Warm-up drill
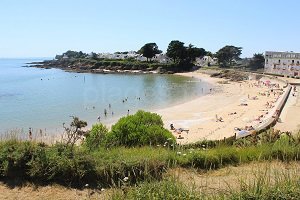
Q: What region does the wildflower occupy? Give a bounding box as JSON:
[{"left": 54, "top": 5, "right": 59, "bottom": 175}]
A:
[
  {"left": 123, "top": 177, "right": 129, "bottom": 182},
  {"left": 177, "top": 152, "right": 182, "bottom": 155},
  {"left": 183, "top": 154, "right": 187, "bottom": 156}
]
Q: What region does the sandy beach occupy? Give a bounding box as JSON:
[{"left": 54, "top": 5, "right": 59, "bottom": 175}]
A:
[{"left": 157, "top": 71, "right": 289, "bottom": 144}]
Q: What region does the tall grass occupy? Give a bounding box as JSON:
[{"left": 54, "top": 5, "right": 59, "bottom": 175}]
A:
[
  {"left": 0, "top": 140, "right": 176, "bottom": 187},
  {"left": 111, "top": 178, "right": 203, "bottom": 200},
  {"left": 111, "top": 164, "right": 300, "bottom": 200}
]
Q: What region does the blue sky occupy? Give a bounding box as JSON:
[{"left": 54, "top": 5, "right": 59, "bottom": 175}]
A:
[{"left": 1, "top": 0, "right": 300, "bottom": 58}]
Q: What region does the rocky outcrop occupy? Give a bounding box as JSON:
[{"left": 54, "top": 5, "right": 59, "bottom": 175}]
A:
[{"left": 28, "top": 58, "right": 186, "bottom": 74}]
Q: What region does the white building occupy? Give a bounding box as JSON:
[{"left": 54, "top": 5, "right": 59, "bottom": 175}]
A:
[
  {"left": 195, "top": 56, "right": 218, "bottom": 66},
  {"left": 152, "top": 54, "right": 171, "bottom": 63},
  {"left": 62, "top": 54, "right": 69, "bottom": 59},
  {"left": 265, "top": 51, "right": 300, "bottom": 77},
  {"left": 98, "top": 51, "right": 139, "bottom": 60},
  {"left": 96, "top": 52, "right": 170, "bottom": 63},
  {"left": 135, "top": 55, "right": 147, "bottom": 62}
]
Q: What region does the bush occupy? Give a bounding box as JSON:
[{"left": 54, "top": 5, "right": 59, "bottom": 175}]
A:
[
  {"left": 84, "top": 123, "right": 108, "bottom": 151},
  {"left": 0, "top": 140, "right": 36, "bottom": 178},
  {"left": 105, "top": 110, "right": 175, "bottom": 147}
]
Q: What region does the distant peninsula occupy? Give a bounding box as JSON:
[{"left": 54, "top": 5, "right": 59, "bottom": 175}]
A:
[
  {"left": 27, "top": 41, "right": 212, "bottom": 74},
  {"left": 28, "top": 42, "right": 259, "bottom": 75},
  {"left": 28, "top": 50, "right": 193, "bottom": 74}
]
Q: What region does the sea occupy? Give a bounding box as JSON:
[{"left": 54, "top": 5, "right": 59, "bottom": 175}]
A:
[{"left": 0, "top": 58, "right": 211, "bottom": 135}]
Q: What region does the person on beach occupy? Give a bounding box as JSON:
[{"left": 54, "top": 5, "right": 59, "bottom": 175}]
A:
[
  {"left": 29, "top": 128, "right": 32, "bottom": 140},
  {"left": 97, "top": 116, "right": 101, "bottom": 122},
  {"left": 170, "top": 124, "right": 175, "bottom": 130},
  {"left": 228, "top": 112, "right": 237, "bottom": 115},
  {"left": 127, "top": 109, "right": 130, "bottom": 115},
  {"left": 104, "top": 109, "right": 107, "bottom": 116}
]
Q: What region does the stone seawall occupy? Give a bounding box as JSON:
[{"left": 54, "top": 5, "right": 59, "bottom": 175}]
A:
[{"left": 237, "top": 81, "right": 292, "bottom": 139}]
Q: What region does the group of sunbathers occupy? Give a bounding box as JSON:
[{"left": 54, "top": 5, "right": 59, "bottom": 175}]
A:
[{"left": 170, "top": 124, "right": 189, "bottom": 139}]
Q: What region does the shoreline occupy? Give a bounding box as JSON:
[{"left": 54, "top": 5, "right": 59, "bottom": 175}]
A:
[
  {"left": 2, "top": 68, "right": 297, "bottom": 145},
  {"left": 157, "top": 70, "right": 290, "bottom": 144}
]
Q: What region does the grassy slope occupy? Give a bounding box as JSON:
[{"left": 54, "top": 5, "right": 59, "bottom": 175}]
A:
[{"left": 1, "top": 161, "right": 299, "bottom": 200}]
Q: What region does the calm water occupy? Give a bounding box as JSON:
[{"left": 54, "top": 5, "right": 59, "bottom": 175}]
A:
[{"left": 0, "top": 58, "right": 211, "bottom": 134}]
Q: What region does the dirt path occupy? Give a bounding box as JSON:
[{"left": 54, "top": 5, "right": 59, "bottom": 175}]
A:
[{"left": 0, "top": 183, "right": 113, "bottom": 200}]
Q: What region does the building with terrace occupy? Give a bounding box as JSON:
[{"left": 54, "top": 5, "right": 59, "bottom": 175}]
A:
[{"left": 265, "top": 51, "right": 300, "bottom": 77}]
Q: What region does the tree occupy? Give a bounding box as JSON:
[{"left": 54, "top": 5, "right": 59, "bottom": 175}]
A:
[
  {"left": 138, "top": 43, "right": 162, "bottom": 62},
  {"left": 248, "top": 53, "right": 265, "bottom": 70},
  {"left": 90, "top": 52, "right": 98, "bottom": 59},
  {"left": 105, "top": 110, "right": 175, "bottom": 147},
  {"left": 62, "top": 116, "right": 87, "bottom": 152},
  {"left": 59, "top": 50, "right": 88, "bottom": 59},
  {"left": 186, "top": 44, "right": 206, "bottom": 63},
  {"left": 215, "top": 45, "right": 242, "bottom": 67},
  {"left": 206, "top": 51, "right": 213, "bottom": 57},
  {"left": 166, "top": 41, "right": 207, "bottom": 66},
  {"left": 166, "top": 40, "right": 186, "bottom": 63}
]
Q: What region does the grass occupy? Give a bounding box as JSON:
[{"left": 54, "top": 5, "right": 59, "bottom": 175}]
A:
[
  {"left": 0, "top": 128, "right": 299, "bottom": 200},
  {"left": 111, "top": 163, "right": 300, "bottom": 200},
  {"left": 0, "top": 132, "right": 299, "bottom": 188},
  {"left": 111, "top": 178, "right": 203, "bottom": 200},
  {"left": 0, "top": 140, "right": 177, "bottom": 187}
]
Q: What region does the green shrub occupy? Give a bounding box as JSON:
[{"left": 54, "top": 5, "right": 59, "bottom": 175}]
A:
[
  {"left": 84, "top": 123, "right": 108, "bottom": 151},
  {"left": 105, "top": 110, "right": 175, "bottom": 147},
  {"left": 0, "top": 140, "right": 36, "bottom": 178}
]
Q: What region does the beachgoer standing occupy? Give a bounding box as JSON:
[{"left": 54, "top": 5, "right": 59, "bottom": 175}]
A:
[{"left": 29, "top": 128, "right": 32, "bottom": 140}]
